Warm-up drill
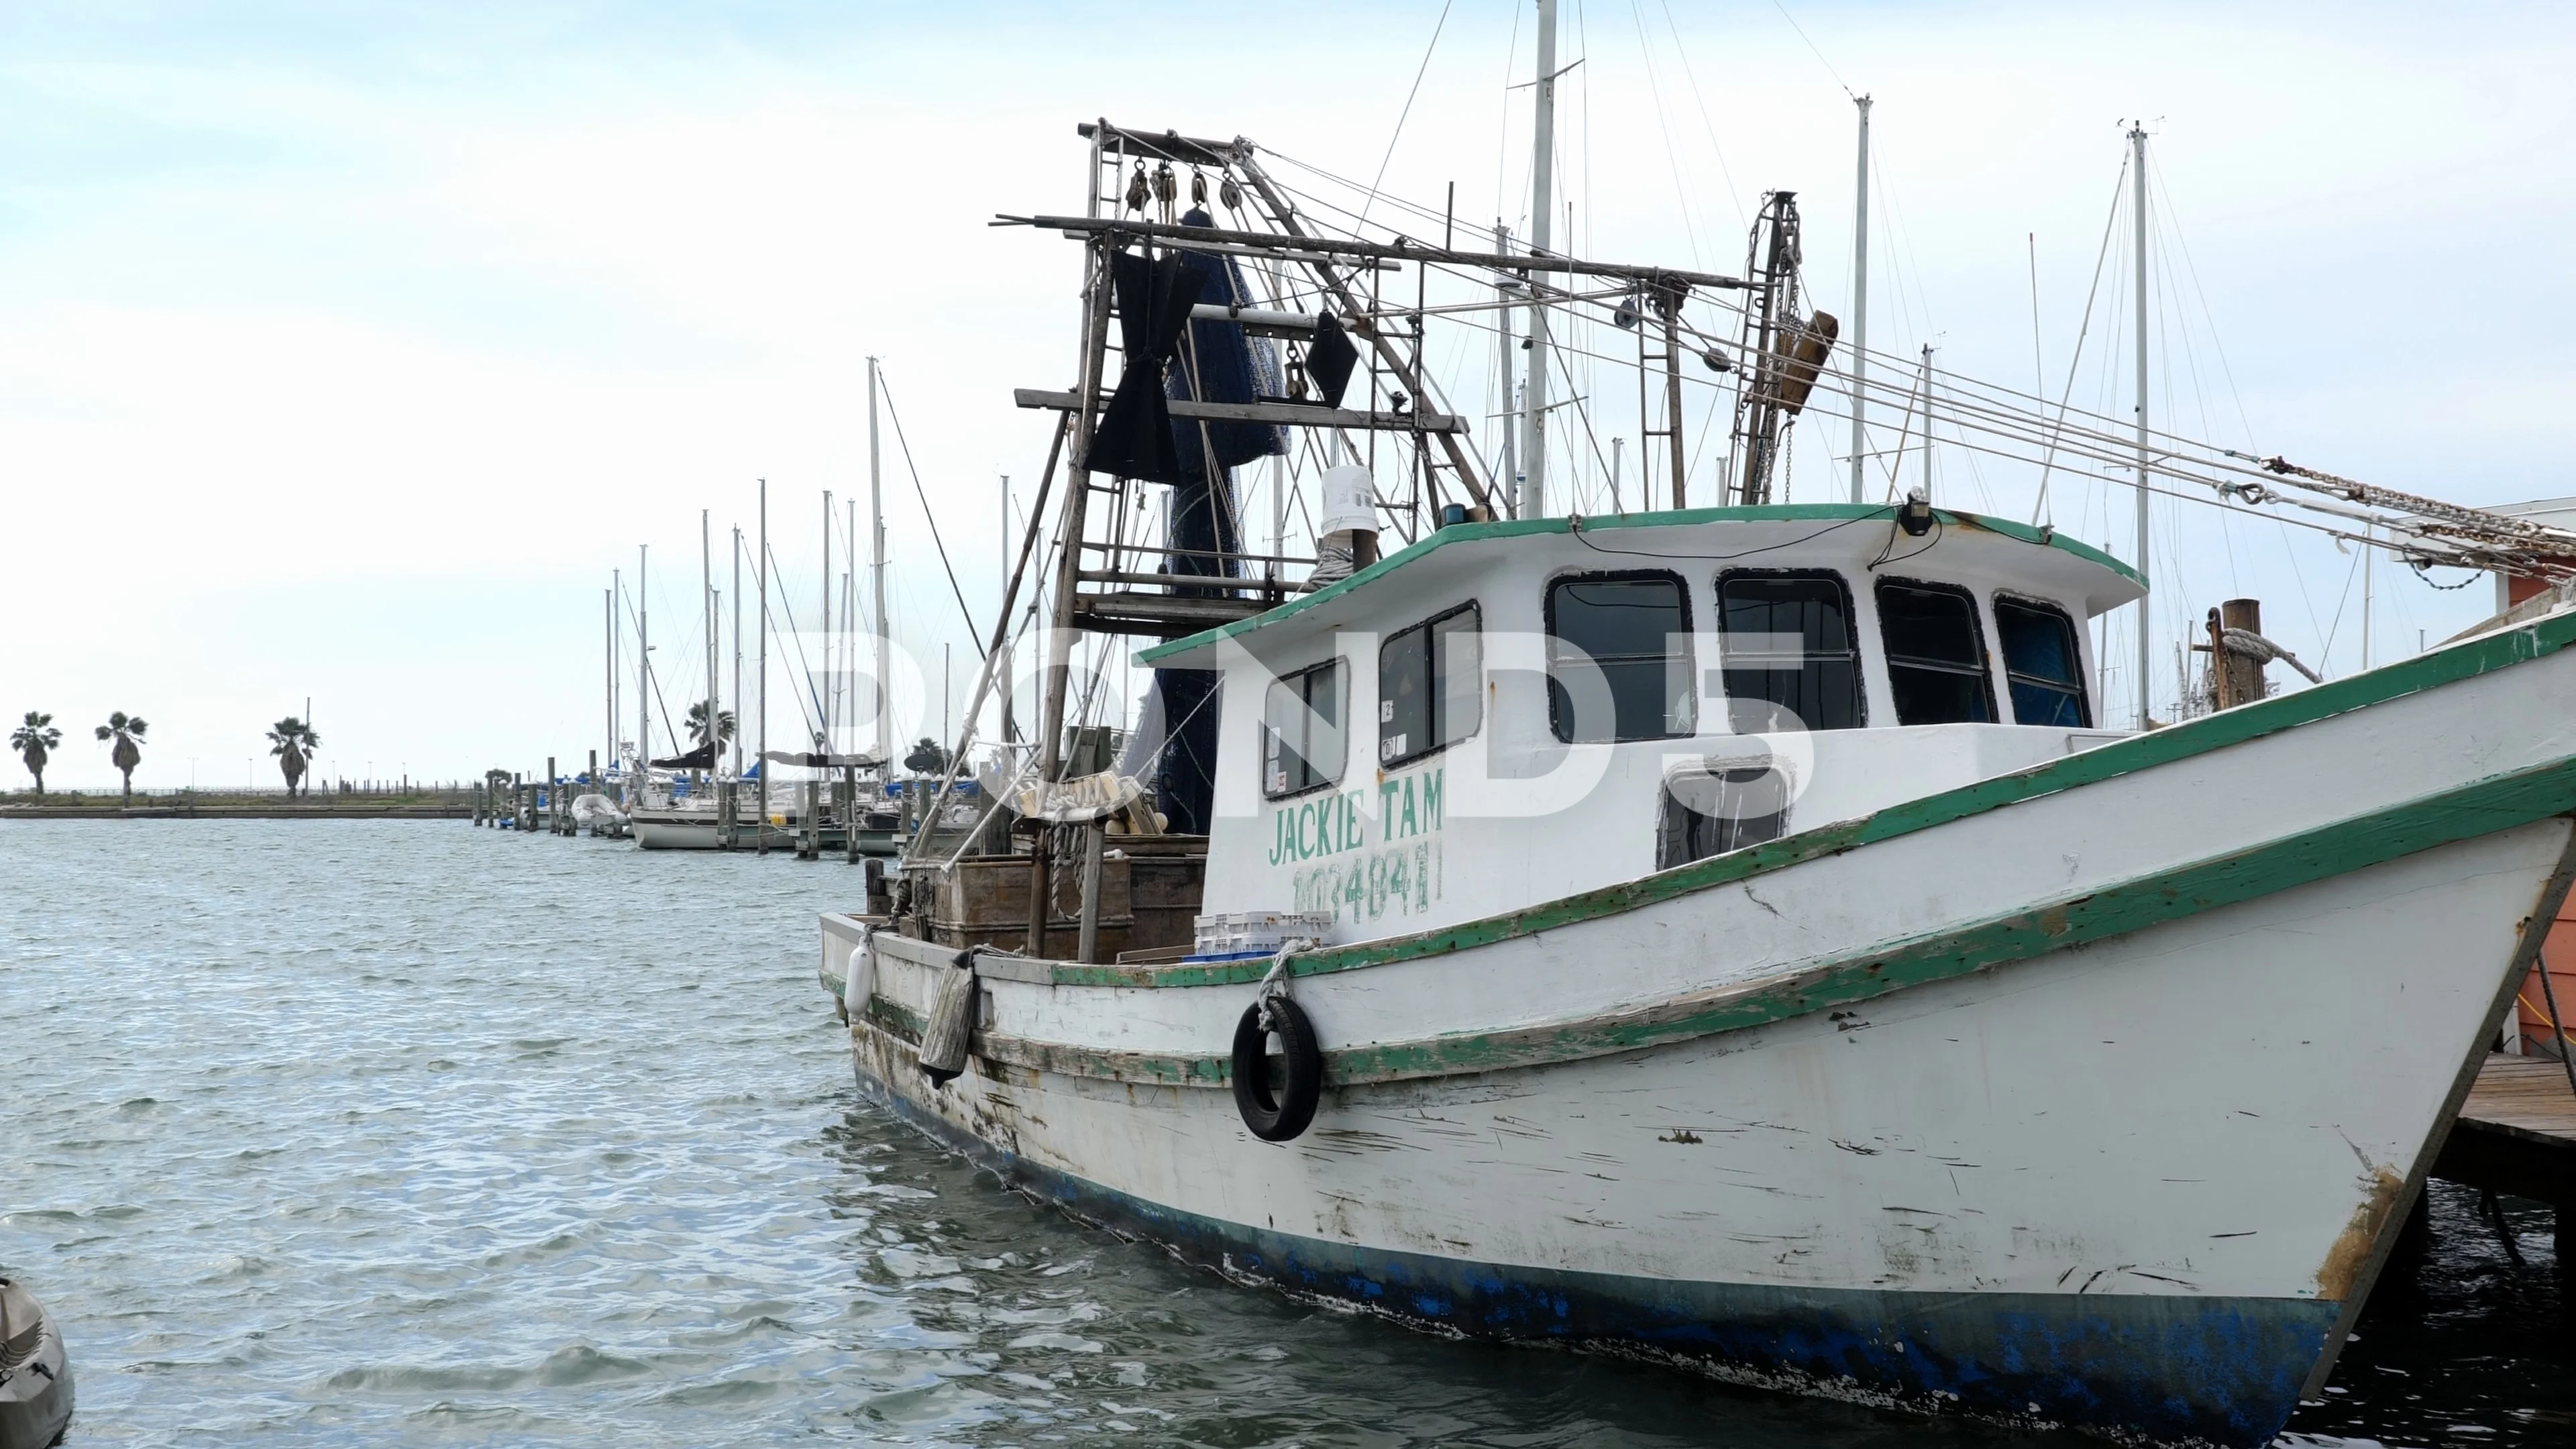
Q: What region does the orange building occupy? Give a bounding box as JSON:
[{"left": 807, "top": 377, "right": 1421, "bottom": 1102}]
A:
[{"left": 2513, "top": 903, "right": 2576, "bottom": 1055}]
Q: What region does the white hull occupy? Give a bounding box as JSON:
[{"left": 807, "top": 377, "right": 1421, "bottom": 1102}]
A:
[
  {"left": 632, "top": 810, "right": 798, "bottom": 851},
  {"left": 633, "top": 815, "right": 722, "bottom": 851},
  {"left": 824, "top": 598, "right": 2576, "bottom": 1444}
]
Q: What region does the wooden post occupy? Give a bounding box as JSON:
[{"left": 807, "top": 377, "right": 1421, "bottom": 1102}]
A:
[
  {"left": 1026, "top": 825, "right": 1050, "bottom": 957},
  {"left": 845, "top": 764, "right": 861, "bottom": 864},
  {"left": 1076, "top": 817, "right": 1108, "bottom": 964},
  {"left": 2218, "top": 598, "right": 2265, "bottom": 709}
]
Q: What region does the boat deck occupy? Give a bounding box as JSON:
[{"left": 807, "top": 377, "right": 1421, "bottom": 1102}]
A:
[{"left": 2434, "top": 1053, "right": 2576, "bottom": 1207}]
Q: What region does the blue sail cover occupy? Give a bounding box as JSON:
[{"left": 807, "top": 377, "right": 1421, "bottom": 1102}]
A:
[{"left": 1152, "top": 209, "right": 1287, "bottom": 835}]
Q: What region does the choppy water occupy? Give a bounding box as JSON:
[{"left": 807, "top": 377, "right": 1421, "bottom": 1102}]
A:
[{"left": 3, "top": 821, "right": 2571, "bottom": 1446}]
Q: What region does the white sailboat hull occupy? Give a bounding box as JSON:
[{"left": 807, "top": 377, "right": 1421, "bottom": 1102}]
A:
[
  {"left": 632, "top": 808, "right": 796, "bottom": 851},
  {"left": 633, "top": 814, "right": 722, "bottom": 850},
  {"left": 821, "top": 615, "right": 2576, "bottom": 1445}
]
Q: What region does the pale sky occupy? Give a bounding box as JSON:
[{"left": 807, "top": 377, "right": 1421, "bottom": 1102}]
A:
[{"left": 6, "top": 1, "right": 2571, "bottom": 790}]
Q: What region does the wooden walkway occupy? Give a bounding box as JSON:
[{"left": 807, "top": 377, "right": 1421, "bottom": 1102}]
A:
[{"left": 2434, "top": 1053, "right": 2576, "bottom": 1205}]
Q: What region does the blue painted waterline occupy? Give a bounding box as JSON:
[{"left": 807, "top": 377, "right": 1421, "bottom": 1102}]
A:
[{"left": 851, "top": 1055, "right": 2336, "bottom": 1448}]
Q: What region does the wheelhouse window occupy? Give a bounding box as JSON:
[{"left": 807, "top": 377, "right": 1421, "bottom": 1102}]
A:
[
  {"left": 1995, "top": 596, "right": 2092, "bottom": 727},
  {"left": 1262, "top": 659, "right": 1344, "bottom": 799},
  {"left": 1714, "top": 570, "right": 1863, "bottom": 733},
  {"left": 1379, "top": 602, "right": 1482, "bottom": 767},
  {"left": 1657, "top": 763, "right": 1792, "bottom": 869},
  {"left": 1875, "top": 579, "right": 1998, "bottom": 725},
  {"left": 1546, "top": 572, "right": 1694, "bottom": 743}
]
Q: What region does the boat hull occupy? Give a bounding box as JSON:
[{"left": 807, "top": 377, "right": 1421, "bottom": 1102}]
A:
[
  {"left": 836, "top": 818, "right": 2567, "bottom": 1445},
  {"left": 822, "top": 619, "right": 2576, "bottom": 1445},
  {"left": 855, "top": 1059, "right": 2343, "bottom": 1440},
  {"left": 633, "top": 815, "right": 723, "bottom": 850},
  {"left": 633, "top": 812, "right": 892, "bottom": 853},
  {"left": 0, "top": 1277, "right": 73, "bottom": 1449},
  {"left": 632, "top": 813, "right": 800, "bottom": 851}
]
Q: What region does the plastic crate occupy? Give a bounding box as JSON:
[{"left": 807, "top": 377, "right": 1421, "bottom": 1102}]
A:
[{"left": 1189, "top": 910, "right": 1334, "bottom": 961}]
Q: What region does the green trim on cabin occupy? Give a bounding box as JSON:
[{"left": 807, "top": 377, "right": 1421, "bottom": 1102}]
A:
[
  {"left": 1061, "top": 605, "right": 2576, "bottom": 991},
  {"left": 853, "top": 755, "right": 2576, "bottom": 1089},
  {"left": 1131, "top": 502, "right": 2145, "bottom": 668}
]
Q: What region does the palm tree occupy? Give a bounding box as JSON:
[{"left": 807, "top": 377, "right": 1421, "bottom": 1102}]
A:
[
  {"left": 684, "top": 702, "right": 737, "bottom": 745},
  {"left": 267, "top": 716, "right": 321, "bottom": 796},
  {"left": 11, "top": 711, "right": 62, "bottom": 794},
  {"left": 95, "top": 712, "right": 148, "bottom": 806}
]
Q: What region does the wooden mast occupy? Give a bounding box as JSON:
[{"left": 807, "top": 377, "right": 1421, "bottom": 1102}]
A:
[{"left": 1029, "top": 122, "right": 1118, "bottom": 953}]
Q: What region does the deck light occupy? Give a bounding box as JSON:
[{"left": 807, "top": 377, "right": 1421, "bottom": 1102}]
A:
[{"left": 1898, "top": 489, "right": 1933, "bottom": 537}]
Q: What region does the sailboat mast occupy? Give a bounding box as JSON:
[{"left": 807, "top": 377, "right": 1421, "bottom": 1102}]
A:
[
  {"left": 702, "top": 509, "right": 715, "bottom": 776},
  {"left": 2130, "top": 121, "right": 2151, "bottom": 730},
  {"left": 870, "top": 357, "right": 891, "bottom": 769},
  {"left": 604, "top": 581, "right": 614, "bottom": 783},
  {"left": 637, "top": 545, "right": 649, "bottom": 773},
  {"left": 1518, "top": 0, "right": 1559, "bottom": 518},
  {"left": 845, "top": 500, "right": 857, "bottom": 759},
  {"left": 757, "top": 480, "right": 769, "bottom": 853},
  {"left": 821, "top": 488, "right": 834, "bottom": 753},
  {"left": 731, "top": 527, "right": 743, "bottom": 779},
  {"left": 1849, "top": 96, "right": 1871, "bottom": 504}
]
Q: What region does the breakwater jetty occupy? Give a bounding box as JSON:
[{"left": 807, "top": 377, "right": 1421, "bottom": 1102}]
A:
[{"left": 1, "top": 786, "right": 472, "bottom": 820}]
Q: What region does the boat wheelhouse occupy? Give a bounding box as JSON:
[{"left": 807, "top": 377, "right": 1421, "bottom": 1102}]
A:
[{"left": 1141, "top": 504, "right": 2140, "bottom": 936}]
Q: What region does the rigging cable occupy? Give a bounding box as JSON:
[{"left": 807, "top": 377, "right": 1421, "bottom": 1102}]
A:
[
  {"left": 875, "top": 370, "right": 990, "bottom": 655},
  {"left": 1358, "top": 0, "right": 1456, "bottom": 232}
]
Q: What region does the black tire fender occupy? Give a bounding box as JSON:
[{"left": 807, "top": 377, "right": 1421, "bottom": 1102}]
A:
[{"left": 1230, "top": 996, "right": 1324, "bottom": 1142}]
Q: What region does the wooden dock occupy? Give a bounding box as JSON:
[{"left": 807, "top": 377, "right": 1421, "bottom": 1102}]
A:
[{"left": 2435, "top": 1053, "right": 2576, "bottom": 1210}]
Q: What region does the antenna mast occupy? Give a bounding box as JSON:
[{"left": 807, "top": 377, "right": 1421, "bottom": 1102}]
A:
[
  {"left": 2130, "top": 121, "right": 2152, "bottom": 729},
  {"left": 1848, "top": 97, "right": 1871, "bottom": 504},
  {"left": 1519, "top": 0, "right": 1559, "bottom": 518}
]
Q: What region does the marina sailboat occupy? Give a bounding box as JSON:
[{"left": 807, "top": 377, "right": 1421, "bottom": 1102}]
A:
[{"left": 813, "top": 48, "right": 2576, "bottom": 1446}]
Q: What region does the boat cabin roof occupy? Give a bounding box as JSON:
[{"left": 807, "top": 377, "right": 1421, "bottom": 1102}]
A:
[{"left": 1138, "top": 504, "right": 2145, "bottom": 670}]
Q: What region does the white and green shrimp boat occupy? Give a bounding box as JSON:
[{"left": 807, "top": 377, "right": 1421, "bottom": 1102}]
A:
[
  {"left": 824, "top": 497, "right": 2576, "bottom": 1446},
  {"left": 814, "top": 96, "right": 2576, "bottom": 1446}
]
